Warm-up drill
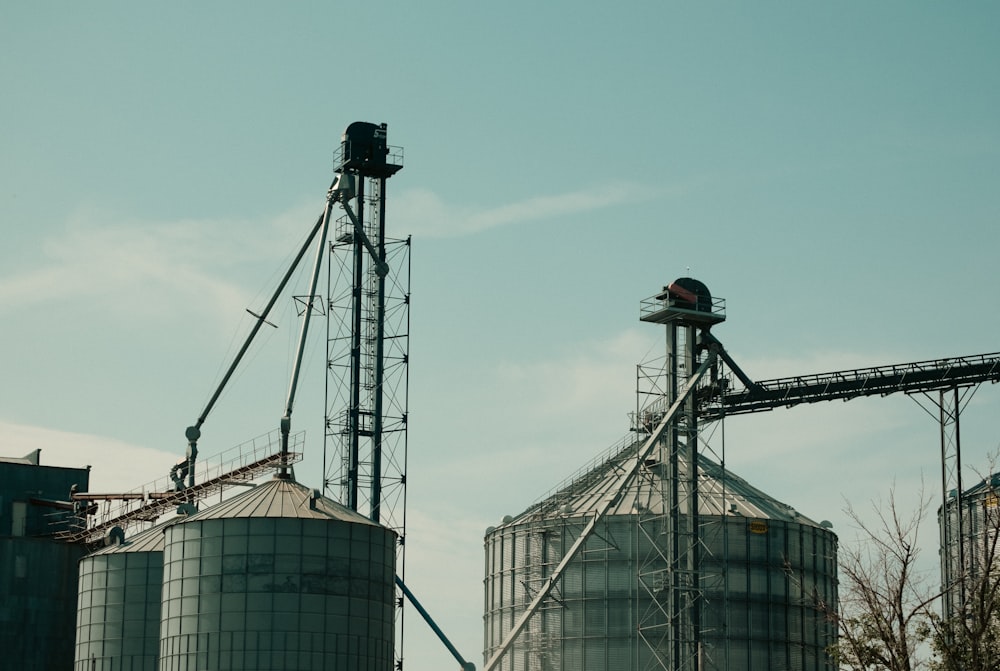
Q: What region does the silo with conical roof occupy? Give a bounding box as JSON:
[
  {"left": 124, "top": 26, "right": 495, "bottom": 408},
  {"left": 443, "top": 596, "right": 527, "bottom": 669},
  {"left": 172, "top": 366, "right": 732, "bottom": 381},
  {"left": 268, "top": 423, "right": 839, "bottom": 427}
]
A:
[
  {"left": 483, "top": 444, "right": 838, "bottom": 671},
  {"left": 74, "top": 521, "right": 177, "bottom": 670},
  {"left": 158, "top": 476, "right": 397, "bottom": 671},
  {"left": 938, "top": 471, "right": 1000, "bottom": 620}
]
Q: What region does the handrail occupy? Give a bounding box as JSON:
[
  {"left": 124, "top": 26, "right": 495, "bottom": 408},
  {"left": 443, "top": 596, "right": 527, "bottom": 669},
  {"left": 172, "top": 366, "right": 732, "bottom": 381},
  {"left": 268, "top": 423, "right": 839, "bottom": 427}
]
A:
[{"left": 55, "top": 431, "right": 304, "bottom": 545}]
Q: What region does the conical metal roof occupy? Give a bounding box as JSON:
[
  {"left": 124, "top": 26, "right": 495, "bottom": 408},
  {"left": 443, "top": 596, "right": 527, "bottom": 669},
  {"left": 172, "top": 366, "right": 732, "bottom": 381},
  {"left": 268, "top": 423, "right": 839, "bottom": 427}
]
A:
[
  {"left": 180, "top": 476, "right": 383, "bottom": 526},
  {"left": 512, "top": 437, "right": 824, "bottom": 528},
  {"left": 86, "top": 517, "right": 181, "bottom": 555}
]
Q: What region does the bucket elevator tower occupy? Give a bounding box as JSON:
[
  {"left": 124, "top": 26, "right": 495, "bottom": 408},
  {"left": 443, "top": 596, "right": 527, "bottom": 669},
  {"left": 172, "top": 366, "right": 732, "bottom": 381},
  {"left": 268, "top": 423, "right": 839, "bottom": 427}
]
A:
[
  {"left": 322, "top": 121, "right": 408, "bottom": 666},
  {"left": 637, "top": 279, "right": 726, "bottom": 670},
  {"left": 483, "top": 275, "right": 998, "bottom": 671},
  {"left": 323, "top": 122, "right": 407, "bottom": 531}
]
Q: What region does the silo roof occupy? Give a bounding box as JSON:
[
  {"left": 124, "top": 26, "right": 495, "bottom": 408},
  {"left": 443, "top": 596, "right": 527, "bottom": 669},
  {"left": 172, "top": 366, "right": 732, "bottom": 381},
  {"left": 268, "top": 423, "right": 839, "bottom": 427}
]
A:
[
  {"left": 512, "top": 437, "right": 825, "bottom": 528},
  {"left": 181, "top": 476, "right": 383, "bottom": 527},
  {"left": 960, "top": 472, "right": 1000, "bottom": 498},
  {"left": 87, "top": 517, "right": 182, "bottom": 555}
]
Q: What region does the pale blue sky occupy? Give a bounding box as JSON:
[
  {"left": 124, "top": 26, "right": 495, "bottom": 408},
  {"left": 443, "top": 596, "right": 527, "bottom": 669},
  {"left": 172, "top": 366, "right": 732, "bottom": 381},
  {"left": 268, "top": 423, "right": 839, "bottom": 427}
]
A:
[{"left": 3, "top": 3, "right": 999, "bottom": 668}]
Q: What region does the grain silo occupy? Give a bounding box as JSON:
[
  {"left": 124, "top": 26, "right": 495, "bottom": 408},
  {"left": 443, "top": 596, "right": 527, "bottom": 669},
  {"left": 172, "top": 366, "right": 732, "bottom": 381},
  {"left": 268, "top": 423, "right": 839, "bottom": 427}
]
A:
[
  {"left": 938, "top": 471, "right": 1000, "bottom": 620},
  {"left": 484, "top": 280, "right": 838, "bottom": 671},
  {"left": 74, "top": 520, "right": 178, "bottom": 670},
  {"left": 483, "top": 446, "right": 838, "bottom": 671},
  {"left": 157, "top": 475, "right": 397, "bottom": 671}
]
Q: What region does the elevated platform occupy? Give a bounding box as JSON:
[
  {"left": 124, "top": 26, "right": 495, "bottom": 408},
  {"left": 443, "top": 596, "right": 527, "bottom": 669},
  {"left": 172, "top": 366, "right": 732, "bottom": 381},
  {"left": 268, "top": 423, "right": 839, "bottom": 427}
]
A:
[
  {"left": 640, "top": 292, "right": 726, "bottom": 327},
  {"left": 333, "top": 121, "right": 403, "bottom": 178}
]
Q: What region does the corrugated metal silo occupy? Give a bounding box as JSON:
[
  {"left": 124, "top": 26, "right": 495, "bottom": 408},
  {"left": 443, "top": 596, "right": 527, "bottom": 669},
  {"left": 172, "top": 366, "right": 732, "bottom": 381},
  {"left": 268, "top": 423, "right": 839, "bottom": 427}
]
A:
[
  {"left": 938, "top": 471, "right": 1000, "bottom": 619},
  {"left": 158, "top": 476, "right": 397, "bottom": 671},
  {"left": 74, "top": 521, "right": 175, "bottom": 670},
  {"left": 483, "top": 443, "right": 838, "bottom": 671}
]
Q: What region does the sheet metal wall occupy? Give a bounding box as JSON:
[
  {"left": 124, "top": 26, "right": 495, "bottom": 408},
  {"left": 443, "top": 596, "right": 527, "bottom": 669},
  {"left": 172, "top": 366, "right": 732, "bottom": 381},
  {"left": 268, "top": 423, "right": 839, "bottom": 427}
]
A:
[
  {"left": 485, "top": 515, "right": 640, "bottom": 670},
  {"left": 1, "top": 460, "right": 90, "bottom": 670},
  {"left": 158, "top": 516, "right": 396, "bottom": 671},
  {"left": 700, "top": 517, "right": 837, "bottom": 671},
  {"left": 484, "top": 514, "right": 837, "bottom": 671},
  {"left": 2, "top": 537, "right": 87, "bottom": 671},
  {"left": 75, "top": 541, "right": 164, "bottom": 670},
  {"left": 938, "top": 475, "right": 1000, "bottom": 618}
]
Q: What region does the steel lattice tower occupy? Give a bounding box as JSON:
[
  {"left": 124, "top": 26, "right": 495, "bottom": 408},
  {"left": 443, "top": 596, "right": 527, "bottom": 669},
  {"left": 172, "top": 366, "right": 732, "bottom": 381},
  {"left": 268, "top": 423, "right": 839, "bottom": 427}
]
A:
[
  {"left": 321, "top": 122, "right": 409, "bottom": 665},
  {"left": 637, "top": 279, "right": 726, "bottom": 671}
]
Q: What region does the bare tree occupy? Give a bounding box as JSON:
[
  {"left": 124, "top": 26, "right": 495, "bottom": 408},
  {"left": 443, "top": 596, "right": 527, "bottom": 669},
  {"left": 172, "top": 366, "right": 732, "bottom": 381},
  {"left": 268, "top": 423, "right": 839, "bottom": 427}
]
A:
[
  {"left": 826, "top": 488, "right": 940, "bottom": 671},
  {"left": 791, "top": 473, "right": 1000, "bottom": 671}
]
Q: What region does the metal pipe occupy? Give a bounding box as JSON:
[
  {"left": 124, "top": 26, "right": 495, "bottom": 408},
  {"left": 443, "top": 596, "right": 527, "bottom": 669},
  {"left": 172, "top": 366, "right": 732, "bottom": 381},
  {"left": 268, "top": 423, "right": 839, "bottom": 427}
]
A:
[
  {"left": 371, "top": 178, "right": 387, "bottom": 523},
  {"left": 279, "top": 194, "right": 335, "bottom": 475},
  {"left": 395, "top": 575, "right": 475, "bottom": 671},
  {"left": 191, "top": 208, "right": 329, "bottom": 434},
  {"left": 184, "top": 184, "right": 335, "bottom": 486},
  {"left": 348, "top": 178, "right": 364, "bottom": 511}
]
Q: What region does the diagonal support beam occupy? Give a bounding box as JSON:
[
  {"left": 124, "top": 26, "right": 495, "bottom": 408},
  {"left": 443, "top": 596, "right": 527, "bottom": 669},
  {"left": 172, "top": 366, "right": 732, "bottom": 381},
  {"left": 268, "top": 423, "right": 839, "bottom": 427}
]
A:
[
  {"left": 340, "top": 198, "right": 390, "bottom": 277},
  {"left": 483, "top": 346, "right": 719, "bottom": 671}
]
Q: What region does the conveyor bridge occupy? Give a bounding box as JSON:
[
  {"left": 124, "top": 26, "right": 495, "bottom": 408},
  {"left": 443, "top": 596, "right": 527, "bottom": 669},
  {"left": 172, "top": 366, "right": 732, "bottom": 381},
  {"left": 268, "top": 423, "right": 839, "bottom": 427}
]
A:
[
  {"left": 55, "top": 430, "right": 303, "bottom": 546},
  {"left": 702, "top": 351, "right": 1000, "bottom": 419}
]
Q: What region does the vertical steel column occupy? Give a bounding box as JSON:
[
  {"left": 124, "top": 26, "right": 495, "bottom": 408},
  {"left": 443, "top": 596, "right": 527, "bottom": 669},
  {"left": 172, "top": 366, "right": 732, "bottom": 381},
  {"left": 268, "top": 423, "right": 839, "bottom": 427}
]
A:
[
  {"left": 938, "top": 386, "right": 967, "bottom": 617},
  {"left": 671, "top": 323, "right": 700, "bottom": 670},
  {"left": 666, "top": 322, "right": 682, "bottom": 669},
  {"left": 371, "top": 177, "right": 387, "bottom": 523},
  {"left": 682, "top": 323, "right": 701, "bottom": 669},
  {"left": 348, "top": 178, "right": 365, "bottom": 512},
  {"left": 637, "top": 319, "right": 702, "bottom": 670},
  {"left": 917, "top": 383, "right": 980, "bottom": 620}
]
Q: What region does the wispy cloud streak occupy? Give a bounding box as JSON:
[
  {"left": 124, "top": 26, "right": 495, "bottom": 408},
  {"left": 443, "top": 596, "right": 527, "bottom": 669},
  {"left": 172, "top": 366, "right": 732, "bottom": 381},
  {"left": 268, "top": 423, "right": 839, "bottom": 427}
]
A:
[
  {"left": 0, "top": 204, "right": 320, "bottom": 328},
  {"left": 0, "top": 182, "right": 655, "bottom": 321},
  {"left": 394, "top": 181, "right": 661, "bottom": 238}
]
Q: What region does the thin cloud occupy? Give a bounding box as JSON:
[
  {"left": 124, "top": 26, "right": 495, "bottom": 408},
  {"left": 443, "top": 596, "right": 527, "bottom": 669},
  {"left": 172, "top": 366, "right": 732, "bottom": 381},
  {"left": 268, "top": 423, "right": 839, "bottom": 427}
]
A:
[
  {"left": 496, "top": 328, "right": 650, "bottom": 424},
  {"left": 394, "top": 181, "right": 661, "bottom": 238},
  {"left": 422, "top": 328, "right": 659, "bottom": 514},
  {"left": 0, "top": 203, "right": 319, "bottom": 330},
  {"left": 0, "top": 420, "right": 176, "bottom": 492},
  {"left": 0, "top": 183, "right": 656, "bottom": 325},
  {"left": 402, "top": 507, "right": 486, "bottom": 666}
]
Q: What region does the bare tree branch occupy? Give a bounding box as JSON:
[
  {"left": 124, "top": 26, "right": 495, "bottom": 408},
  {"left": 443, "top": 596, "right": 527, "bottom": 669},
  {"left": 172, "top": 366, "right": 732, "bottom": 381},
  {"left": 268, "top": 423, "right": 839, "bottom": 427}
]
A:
[{"left": 809, "top": 485, "right": 939, "bottom": 671}]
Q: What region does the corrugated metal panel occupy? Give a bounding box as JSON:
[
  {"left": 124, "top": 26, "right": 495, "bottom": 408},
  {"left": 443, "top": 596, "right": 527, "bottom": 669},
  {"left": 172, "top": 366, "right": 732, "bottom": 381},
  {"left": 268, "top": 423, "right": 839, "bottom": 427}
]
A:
[
  {"left": 505, "top": 441, "right": 823, "bottom": 527},
  {"left": 75, "top": 519, "right": 183, "bottom": 669},
  {"left": 88, "top": 517, "right": 182, "bottom": 555},
  {"left": 158, "top": 477, "right": 396, "bottom": 671},
  {"left": 939, "top": 471, "right": 1000, "bottom": 619},
  {"left": 183, "top": 477, "right": 379, "bottom": 525},
  {"left": 75, "top": 539, "right": 163, "bottom": 671},
  {"left": 484, "top": 457, "right": 839, "bottom": 671}
]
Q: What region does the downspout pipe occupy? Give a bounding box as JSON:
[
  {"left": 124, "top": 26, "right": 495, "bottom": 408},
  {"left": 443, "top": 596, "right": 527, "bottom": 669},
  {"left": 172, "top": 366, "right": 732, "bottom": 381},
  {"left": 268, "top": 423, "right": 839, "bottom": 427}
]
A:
[{"left": 395, "top": 575, "right": 476, "bottom": 671}]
